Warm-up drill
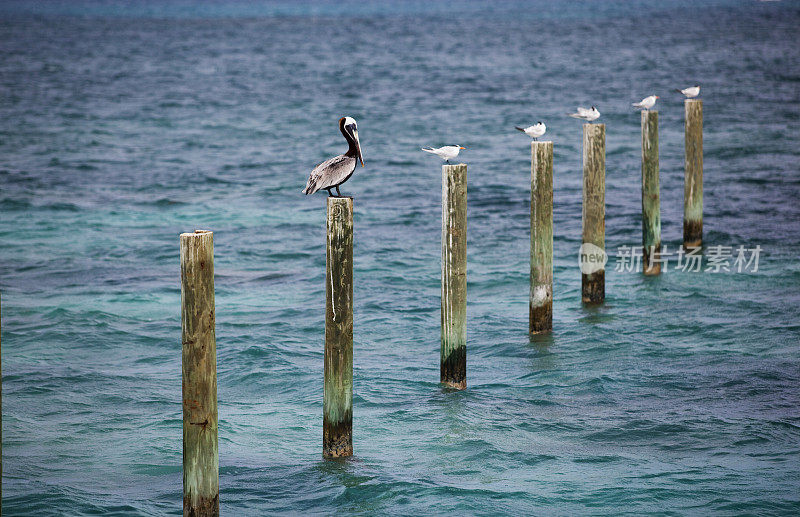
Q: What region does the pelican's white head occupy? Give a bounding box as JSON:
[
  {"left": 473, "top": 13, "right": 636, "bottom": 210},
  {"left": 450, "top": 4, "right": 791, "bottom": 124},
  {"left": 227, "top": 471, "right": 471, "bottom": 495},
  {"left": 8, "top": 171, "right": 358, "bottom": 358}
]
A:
[{"left": 340, "top": 116, "right": 364, "bottom": 167}]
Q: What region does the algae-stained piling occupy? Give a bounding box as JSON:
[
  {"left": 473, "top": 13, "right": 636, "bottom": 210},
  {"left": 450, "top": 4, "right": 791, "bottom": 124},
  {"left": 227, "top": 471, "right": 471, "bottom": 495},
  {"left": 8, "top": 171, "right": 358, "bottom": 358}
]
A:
[
  {"left": 641, "top": 110, "right": 661, "bottom": 275},
  {"left": 324, "top": 197, "right": 354, "bottom": 458},
  {"left": 441, "top": 164, "right": 467, "bottom": 389},
  {"left": 581, "top": 124, "right": 605, "bottom": 304},
  {"left": 530, "top": 142, "right": 553, "bottom": 334},
  {"left": 1, "top": 290, "right": 3, "bottom": 513},
  {"left": 180, "top": 230, "right": 219, "bottom": 517},
  {"left": 684, "top": 99, "right": 703, "bottom": 248}
]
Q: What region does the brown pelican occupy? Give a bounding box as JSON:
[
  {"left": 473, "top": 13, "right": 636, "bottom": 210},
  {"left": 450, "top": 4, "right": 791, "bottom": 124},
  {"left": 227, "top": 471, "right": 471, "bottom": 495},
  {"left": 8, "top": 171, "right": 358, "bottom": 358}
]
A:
[
  {"left": 302, "top": 116, "right": 364, "bottom": 197},
  {"left": 421, "top": 145, "right": 465, "bottom": 164}
]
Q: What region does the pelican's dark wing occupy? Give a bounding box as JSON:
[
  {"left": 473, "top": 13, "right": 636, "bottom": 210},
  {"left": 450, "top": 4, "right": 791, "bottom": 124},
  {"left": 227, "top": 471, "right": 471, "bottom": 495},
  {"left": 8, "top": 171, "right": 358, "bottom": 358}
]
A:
[{"left": 303, "top": 154, "right": 356, "bottom": 195}]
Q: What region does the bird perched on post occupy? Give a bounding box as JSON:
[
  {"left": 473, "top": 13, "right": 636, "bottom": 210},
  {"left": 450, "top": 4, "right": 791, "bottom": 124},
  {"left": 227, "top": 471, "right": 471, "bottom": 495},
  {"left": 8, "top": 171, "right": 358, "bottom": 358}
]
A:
[
  {"left": 302, "top": 116, "right": 364, "bottom": 197},
  {"left": 676, "top": 85, "right": 700, "bottom": 98},
  {"left": 632, "top": 95, "right": 659, "bottom": 110},
  {"left": 421, "top": 145, "right": 466, "bottom": 164},
  {"left": 567, "top": 106, "right": 600, "bottom": 122},
  {"left": 515, "top": 122, "right": 546, "bottom": 141}
]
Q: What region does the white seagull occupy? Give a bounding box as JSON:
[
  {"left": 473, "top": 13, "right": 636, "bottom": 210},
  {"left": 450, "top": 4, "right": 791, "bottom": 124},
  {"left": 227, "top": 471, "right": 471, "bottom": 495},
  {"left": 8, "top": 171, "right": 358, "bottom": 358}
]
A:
[
  {"left": 632, "top": 95, "right": 659, "bottom": 110},
  {"left": 567, "top": 106, "right": 601, "bottom": 122},
  {"left": 421, "top": 145, "right": 465, "bottom": 164},
  {"left": 303, "top": 116, "right": 364, "bottom": 197},
  {"left": 676, "top": 85, "right": 700, "bottom": 98},
  {"left": 515, "top": 122, "right": 546, "bottom": 141}
]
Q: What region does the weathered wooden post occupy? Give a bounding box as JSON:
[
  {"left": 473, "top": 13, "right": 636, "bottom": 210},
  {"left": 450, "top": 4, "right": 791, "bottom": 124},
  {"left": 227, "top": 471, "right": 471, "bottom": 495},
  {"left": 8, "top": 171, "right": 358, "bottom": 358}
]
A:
[
  {"left": 441, "top": 163, "right": 467, "bottom": 389},
  {"left": 324, "top": 197, "right": 354, "bottom": 458},
  {"left": 581, "top": 124, "right": 605, "bottom": 304},
  {"left": 1, "top": 289, "right": 3, "bottom": 514},
  {"left": 641, "top": 110, "right": 661, "bottom": 275},
  {"left": 530, "top": 142, "right": 553, "bottom": 333},
  {"left": 684, "top": 99, "right": 703, "bottom": 248},
  {"left": 180, "top": 230, "right": 219, "bottom": 516}
]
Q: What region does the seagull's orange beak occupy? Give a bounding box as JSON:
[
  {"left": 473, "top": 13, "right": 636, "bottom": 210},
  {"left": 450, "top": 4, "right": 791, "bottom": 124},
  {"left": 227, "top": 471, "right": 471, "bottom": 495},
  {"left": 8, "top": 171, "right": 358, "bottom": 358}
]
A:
[
  {"left": 459, "top": 146, "right": 466, "bottom": 150},
  {"left": 655, "top": 96, "right": 660, "bottom": 99}
]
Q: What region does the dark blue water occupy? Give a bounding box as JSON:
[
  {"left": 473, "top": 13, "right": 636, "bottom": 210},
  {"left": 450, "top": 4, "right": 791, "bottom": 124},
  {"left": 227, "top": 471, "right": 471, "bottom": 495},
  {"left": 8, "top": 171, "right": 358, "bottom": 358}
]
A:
[{"left": 1, "top": 1, "right": 799, "bottom": 514}]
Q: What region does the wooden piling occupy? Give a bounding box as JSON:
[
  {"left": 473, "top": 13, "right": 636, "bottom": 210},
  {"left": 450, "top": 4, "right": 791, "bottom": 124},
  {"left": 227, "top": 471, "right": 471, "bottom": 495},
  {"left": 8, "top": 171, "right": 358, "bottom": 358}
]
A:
[
  {"left": 641, "top": 110, "right": 661, "bottom": 275},
  {"left": 684, "top": 99, "right": 703, "bottom": 248},
  {"left": 530, "top": 142, "right": 553, "bottom": 334},
  {"left": 180, "top": 230, "right": 219, "bottom": 517},
  {"left": 581, "top": 124, "right": 605, "bottom": 304},
  {"left": 441, "top": 163, "right": 467, "bottom": 389},
  {"left": 324, "top": 197, "right": 354, "bottom": 458},
  {"left": 1, "top": 289, "right": 3, "bottom": 515}
]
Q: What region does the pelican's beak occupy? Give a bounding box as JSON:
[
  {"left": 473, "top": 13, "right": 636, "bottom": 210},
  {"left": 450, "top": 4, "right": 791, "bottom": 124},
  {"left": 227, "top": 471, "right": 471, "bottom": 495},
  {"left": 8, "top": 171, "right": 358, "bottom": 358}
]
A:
[
  {"left": 353, "top": 128, "right": 364, "bottom": 167},
  {"left": 459, "top": 146, "right": 466, "bottom": 150}
]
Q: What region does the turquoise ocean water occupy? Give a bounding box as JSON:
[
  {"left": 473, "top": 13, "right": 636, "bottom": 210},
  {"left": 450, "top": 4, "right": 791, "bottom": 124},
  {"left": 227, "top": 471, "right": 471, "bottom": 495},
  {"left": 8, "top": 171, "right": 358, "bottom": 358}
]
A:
[{"left": 1, "top": 1, "right": 799, "bottom": 514}]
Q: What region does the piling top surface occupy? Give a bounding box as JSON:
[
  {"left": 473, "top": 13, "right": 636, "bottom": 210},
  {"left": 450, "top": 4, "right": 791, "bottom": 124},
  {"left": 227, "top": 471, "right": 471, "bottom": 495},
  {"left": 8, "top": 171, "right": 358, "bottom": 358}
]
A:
[
  {"left": 442, "top": 163, "right": 467, "bottom": 168},
  {"left": 326, "top": 196, "right": 353, "bottom": 208},
  {"left": 180, "top": 229, "right": 213, "bottom": 238}
]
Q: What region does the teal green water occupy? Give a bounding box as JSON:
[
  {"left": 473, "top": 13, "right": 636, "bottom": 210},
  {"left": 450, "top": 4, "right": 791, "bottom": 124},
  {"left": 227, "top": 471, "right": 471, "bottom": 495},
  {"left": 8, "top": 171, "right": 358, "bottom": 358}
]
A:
[{"left": 1, "top": 1, "right": 799, "bottom": 514}]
